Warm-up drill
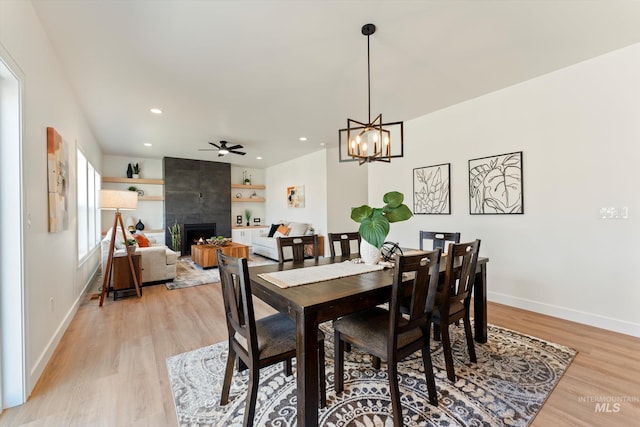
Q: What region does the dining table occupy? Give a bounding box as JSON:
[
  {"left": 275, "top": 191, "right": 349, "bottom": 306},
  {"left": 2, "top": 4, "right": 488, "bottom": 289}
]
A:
[{"left": 248, "top": 253, "right": 489, "bottom": 427}]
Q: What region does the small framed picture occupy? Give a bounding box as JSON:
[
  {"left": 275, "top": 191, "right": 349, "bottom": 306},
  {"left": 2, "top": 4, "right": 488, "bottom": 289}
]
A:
[
  {"left": 236, "top": 215, "right": 243, "bottom": 225},
  {"left": 253, "top": 218, "right": 261, "bottom": 224}
]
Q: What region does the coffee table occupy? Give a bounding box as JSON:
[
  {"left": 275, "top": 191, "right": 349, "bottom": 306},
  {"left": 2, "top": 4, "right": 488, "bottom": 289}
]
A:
[{"left": 191, "top": 242, "right": 249, "bottom": 268}]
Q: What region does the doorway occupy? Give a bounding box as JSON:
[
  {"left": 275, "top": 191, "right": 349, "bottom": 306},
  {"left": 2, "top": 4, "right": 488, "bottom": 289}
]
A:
[{"left": 0, "top": 45, "right": 26, "bottom": 408}]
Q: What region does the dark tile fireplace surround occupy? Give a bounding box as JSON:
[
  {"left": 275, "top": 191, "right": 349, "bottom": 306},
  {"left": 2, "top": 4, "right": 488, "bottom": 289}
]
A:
[{"left": 164, "top": 157, "right": 231, "bottom": 255}]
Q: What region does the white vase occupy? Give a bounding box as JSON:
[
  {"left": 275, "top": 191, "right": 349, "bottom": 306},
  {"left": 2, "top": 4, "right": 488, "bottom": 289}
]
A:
[{"left": 360, "top": 239, "right": 381, "bottom": 265}]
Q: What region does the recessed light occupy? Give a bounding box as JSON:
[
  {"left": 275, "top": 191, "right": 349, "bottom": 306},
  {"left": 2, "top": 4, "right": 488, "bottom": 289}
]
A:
[
  {"left": 144, "top": 143, "right": 152, "bottom": 147},
  {"left": 320, "top": 142, "right": 326, "bottom": 146},
  {"left": 256, "top": 156, "right": 263, "bottom": 160},
  {"left": 299, "top": 137, "right": 307, "bottom": 142},
  {"left": 150, "top": 108, "right": 163, "bottom": 114}
]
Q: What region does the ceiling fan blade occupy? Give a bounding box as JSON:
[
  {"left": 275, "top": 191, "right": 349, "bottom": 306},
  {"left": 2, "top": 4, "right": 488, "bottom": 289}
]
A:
[
  {"left": 209, "top": 142, "right": 221, "bottom": 149},
  {"left": 229, "top": 150, "right": 246, "bottom": 155},
  {"left": 198, "top": 149, "right": 217, "bottom": 151},
  {"left": 226, "top": 144, "right": 243, "bottom": 151},
  {"left": 217, "top": 152, "right": 225, "bottom": 157}
]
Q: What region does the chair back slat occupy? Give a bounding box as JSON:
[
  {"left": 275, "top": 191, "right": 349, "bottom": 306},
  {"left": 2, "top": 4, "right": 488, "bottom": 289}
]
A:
[
  {"left": 277, "top": 234, "right": 319, "bottom": 263},
  {"left": 217, "top": 250, "right": 258, "bottom": 357},
  {"left": 389, "top": 250, "right": 441, "bottom": 343},
  {"left": 439, "top": 240, "right": 481, "bottom": 308},
  {"left": 419, "top": 231, "right": 461, "bottom": 252},
  {"left": 328, "top": 232, "right": 361, "bottom": 257}
]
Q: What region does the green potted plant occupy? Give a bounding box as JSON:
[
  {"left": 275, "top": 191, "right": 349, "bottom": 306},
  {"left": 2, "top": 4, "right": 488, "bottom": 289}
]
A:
[
  {"left": 244, "top": 209, "right": 252, "bottom": 226},
  {"left": 125, "top": 238, "right": 137, "bottom": 255},
  {"left": 351, "top": 191, "right": 413, "bottom": 264},
  {"left": 132, "top": 163, "right": 140, "bottom": 178},
  {"left": 168, "top": 220, "right": 181, "bottom": 255}
]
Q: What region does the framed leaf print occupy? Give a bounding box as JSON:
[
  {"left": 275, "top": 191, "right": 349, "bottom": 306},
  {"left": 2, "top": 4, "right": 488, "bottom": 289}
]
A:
[
  {"left": 413, "top": 163, "right": 451, "bottom": 214},
  {"left": 469, "top": 151, "right": 523, "bottom": 214}
]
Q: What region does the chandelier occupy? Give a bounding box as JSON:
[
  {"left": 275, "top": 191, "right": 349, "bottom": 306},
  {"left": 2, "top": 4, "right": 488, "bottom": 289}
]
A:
[{"left": 339, "top": 23, "right": 404, "bottom": 164}]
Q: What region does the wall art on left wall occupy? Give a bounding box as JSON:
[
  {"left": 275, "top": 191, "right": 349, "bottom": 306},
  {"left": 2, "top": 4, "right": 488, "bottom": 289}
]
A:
[
  {"left": 47, "top": 127, "right": 69, "bottom": 232},
  {"left": 413, "top": 163, "right": 451, "bottom": 214}
]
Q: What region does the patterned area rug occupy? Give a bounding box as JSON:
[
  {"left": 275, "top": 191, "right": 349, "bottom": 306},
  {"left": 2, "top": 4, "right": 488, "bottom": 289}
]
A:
[
  {"left": 166, "top": 256, "right": 276, "bottom": 290},
  {"left": 166, "top": 323, "right": 576, "bottom": 426}
]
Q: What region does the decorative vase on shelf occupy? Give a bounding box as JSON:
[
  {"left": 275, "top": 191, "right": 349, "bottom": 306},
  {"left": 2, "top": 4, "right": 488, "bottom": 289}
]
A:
[
  {"left": 132, "top": 174, "right": 140, "bottom": 179},
  {"left": 126, "top": 163, "right": 133, "bottom": 178},
  {"left": 360, "top": 239, "right": 381, "bottom": 265},
  {"left": 136, "top": 219, "right": 145, "bottom": 231}
]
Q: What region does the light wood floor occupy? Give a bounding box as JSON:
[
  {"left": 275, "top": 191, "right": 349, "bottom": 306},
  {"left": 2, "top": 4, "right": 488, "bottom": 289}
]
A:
[{"left": 1, "top": 278, "right": 639, "bottom": 426}]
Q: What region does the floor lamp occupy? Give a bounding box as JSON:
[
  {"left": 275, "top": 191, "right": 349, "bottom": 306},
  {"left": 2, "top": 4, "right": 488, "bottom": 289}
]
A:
[{"left": 99, "top": 190, "right": 140, "bottom": 306}]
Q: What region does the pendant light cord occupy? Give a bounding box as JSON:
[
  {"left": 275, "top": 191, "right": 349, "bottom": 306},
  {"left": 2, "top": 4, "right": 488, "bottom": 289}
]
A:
[{"left": 367, "top": 32, "right": 371, "bottom": 124}]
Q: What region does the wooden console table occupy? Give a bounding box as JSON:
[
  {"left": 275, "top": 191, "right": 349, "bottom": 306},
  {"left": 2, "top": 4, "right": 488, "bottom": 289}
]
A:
[
  {"left": 110, "top": 252, "right": 142, "bottom": 300},
  {"left": 191, "top": 242, "right": 250, "bottom": 268}
]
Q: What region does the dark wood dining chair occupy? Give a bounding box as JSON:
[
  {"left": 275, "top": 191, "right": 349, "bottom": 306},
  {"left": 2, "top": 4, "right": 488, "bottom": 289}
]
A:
[
  {"left": 419, "top": 231, "right": 461, "bottom": 251},
  {"left": 276, "top": 234, "right": 319, "bottom": 263},
  {"left": 217, "top": 251, "right": 326, "bottom": 427},
  {"left": 432, "top": 239, "right": 481, "bottom": 382},
  {"left": 333, "top": 250, "right": 442, "bottom": 426},
  {"left": 327, "top": 232, "right": 361, "bottom": 257}
]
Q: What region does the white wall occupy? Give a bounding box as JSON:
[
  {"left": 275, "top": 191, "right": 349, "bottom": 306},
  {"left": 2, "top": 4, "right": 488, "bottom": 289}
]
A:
[
  {"left": 265, "top": 150, "right": 328, "bottom": 241},
  {"left": 0, "top": 0, "right": 104, "bottom": 400},
  {"left": 369, "top": 43, "right": 640, "bottom": 337},
  {"left": 325, "top": 147, "right": 369, "bottom": 233}
]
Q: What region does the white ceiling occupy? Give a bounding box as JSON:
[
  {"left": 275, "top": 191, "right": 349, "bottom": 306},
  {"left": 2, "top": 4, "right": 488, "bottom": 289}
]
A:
[{"left": 31, "top": 0, "right": 640, "bottom": 168}]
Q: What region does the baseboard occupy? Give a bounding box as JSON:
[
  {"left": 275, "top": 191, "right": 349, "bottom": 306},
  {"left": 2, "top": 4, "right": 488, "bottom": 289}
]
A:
[
  {"left": 488, "top": 291, "right": 640, "bottom": 338},
  {"left": 28, "top": 266, "right": 100, "bottom": 394}
]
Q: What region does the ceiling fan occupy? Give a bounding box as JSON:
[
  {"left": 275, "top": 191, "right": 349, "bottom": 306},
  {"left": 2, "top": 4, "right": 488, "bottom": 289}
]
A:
[{"left": 199, "top": 140, "right": 246, "bottom": 157}]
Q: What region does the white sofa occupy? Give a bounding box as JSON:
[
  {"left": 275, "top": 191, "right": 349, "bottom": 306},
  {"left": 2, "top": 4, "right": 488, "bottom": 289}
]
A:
[
  {"left": 252, "top": 221, "right": 313, "bottom": 261},
  {"left": 101, "top": 227, "right": 178, "bottom": 284}
]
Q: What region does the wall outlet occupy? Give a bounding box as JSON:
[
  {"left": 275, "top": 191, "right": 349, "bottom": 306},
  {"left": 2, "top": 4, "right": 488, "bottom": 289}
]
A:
[{"left": 599, "top": 206, "right": 629, "bottom": 219}]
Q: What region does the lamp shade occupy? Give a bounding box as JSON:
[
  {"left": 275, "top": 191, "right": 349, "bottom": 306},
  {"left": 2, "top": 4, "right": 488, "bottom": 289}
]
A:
[{"left": 100, "top": 190, "right": 138, "bottom": 210}]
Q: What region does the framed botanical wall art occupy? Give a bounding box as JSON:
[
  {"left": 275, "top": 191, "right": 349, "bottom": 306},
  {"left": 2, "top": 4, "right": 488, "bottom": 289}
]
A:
[
  {"left": 413, "top": 163, "right": 451, "bottom": 214},
  {"left": 286, "top": 185, "right": 305, "bottom": 208},
  {"left": 469, "top": 151, "right": 523, "bottom": 215},
  {"left": 47, "top": 127, "right": 69, "bottom": 232}
]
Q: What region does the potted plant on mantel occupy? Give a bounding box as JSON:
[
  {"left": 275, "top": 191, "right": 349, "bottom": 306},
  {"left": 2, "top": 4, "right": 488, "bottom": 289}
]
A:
[{"left": 351, "top": 191, "right": 413, "bottom": 265}]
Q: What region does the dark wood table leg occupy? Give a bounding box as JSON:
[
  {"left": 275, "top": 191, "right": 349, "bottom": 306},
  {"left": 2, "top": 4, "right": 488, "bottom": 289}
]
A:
[
  {"left": 296, "top": 310, "right": 319, "bottom": 427},
  {"left": 473, "top": 263, "right": 488, "bottom": 343}
]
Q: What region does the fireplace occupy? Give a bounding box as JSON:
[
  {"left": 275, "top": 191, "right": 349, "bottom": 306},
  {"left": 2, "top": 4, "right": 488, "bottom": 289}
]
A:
[{"left": 182, "top": 223, "right": 216, "bottom": 255}]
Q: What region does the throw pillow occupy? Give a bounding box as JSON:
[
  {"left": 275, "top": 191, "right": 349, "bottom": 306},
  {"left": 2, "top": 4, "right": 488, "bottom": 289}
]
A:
[
  {"left": 107, "top": 227, "right": 134, "bottom": 249},
  {"left": 276, "top": 224, "right": 290, "bottom": 236},
  {"left": 268, "top": 223, "right": 282, "bottom": 238},
  {"left": 133, "top": 233, "right": 150, "bottom": 248},
  {"left": 287, "top": 222, "right": 308, "bottom": 236}
]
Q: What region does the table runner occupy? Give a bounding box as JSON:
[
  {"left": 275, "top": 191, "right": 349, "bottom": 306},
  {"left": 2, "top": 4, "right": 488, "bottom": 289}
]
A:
[{"left": 258, "top": 261, "right": 385, "bottom": 288}]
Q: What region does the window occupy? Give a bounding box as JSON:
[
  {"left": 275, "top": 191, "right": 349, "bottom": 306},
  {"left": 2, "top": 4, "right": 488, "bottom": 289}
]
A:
[{"left": 77, "top": 149, "right": 101, "bottom": 261}]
